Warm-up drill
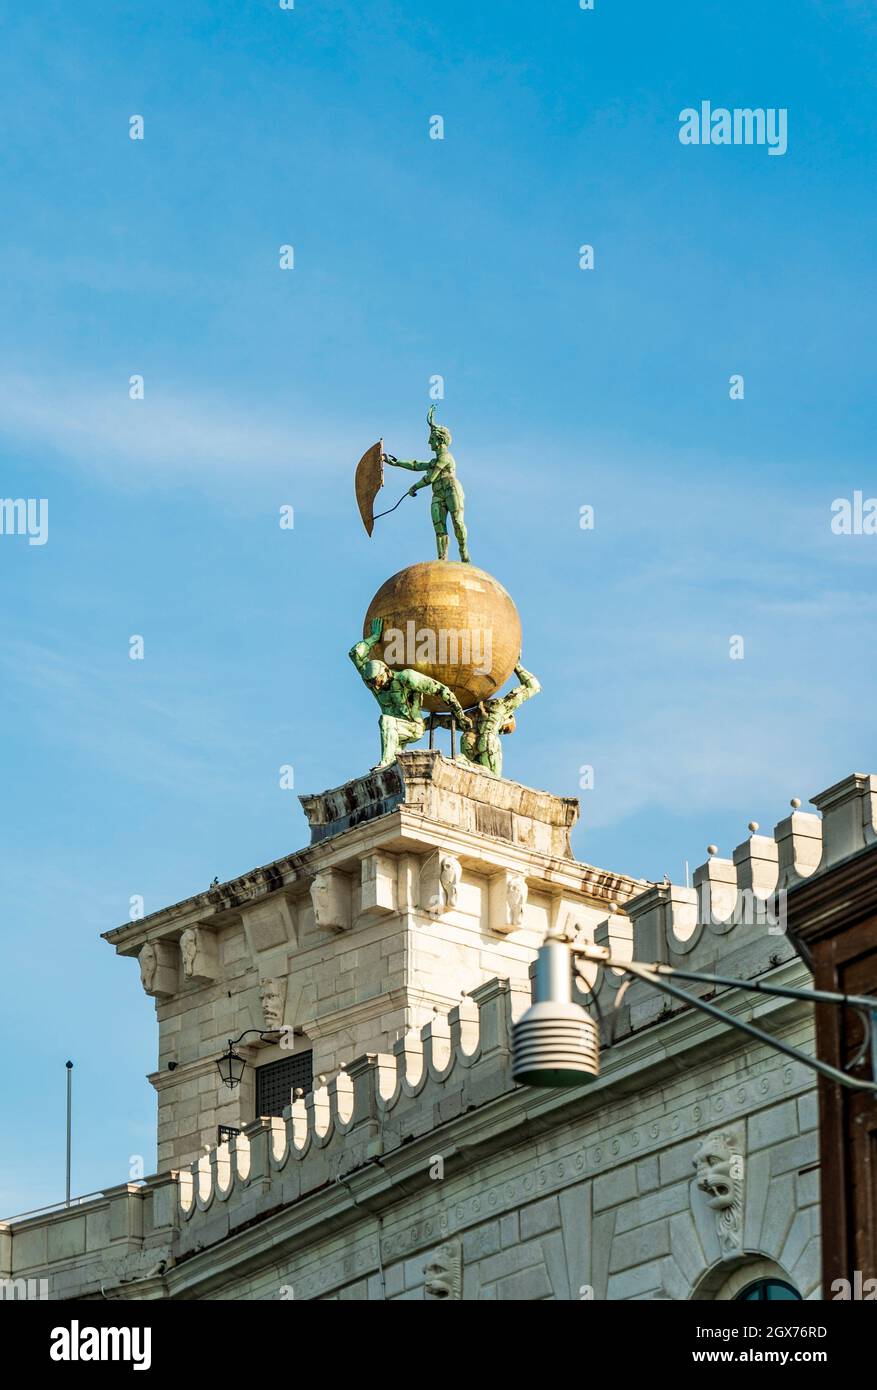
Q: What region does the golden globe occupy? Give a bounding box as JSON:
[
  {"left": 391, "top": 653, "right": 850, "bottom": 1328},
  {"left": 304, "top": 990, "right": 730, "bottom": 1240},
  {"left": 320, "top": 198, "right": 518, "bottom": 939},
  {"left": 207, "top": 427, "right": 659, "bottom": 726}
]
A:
[{"left": 363, "top": 561, "right": 522, "bottom": 712}]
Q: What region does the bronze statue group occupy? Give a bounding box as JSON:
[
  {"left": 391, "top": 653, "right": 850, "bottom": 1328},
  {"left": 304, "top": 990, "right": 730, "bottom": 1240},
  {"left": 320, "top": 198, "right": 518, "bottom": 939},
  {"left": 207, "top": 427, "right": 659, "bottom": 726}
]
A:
[{"left": 350, "top": 407, "right": 540, "bottom": 776}]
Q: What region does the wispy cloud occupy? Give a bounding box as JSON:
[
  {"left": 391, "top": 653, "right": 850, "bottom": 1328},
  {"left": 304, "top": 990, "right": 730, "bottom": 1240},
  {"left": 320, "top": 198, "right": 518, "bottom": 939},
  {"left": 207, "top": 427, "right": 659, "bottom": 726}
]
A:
[
  {"left": 0, "top": 370, "right": 348, "bottom": 492},
  {"left": 0, "top": 635, "right": 259, "bottom": 799}
]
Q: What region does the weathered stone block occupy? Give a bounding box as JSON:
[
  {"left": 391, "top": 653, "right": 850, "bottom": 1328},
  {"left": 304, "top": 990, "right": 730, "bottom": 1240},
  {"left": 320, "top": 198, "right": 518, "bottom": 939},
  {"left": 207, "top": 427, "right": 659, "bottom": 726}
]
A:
[
  {"left": 748, "top": 1100, "right": 799, "bottom": 1151},
  {"left": 608, "top": 1219, "right": 671, "bottom": 1273},
  {"left": 593, "top": 1164, "right": 638, "bottom": 1212},
  {"left": 241, "top": 899, "right": 295, "bottom": 956},
  {"left": 495, "top": 1265, "right": 553, "bottom": 1300},
  {"left": 520, "top": 1195, "right": 560, "bottom": 1240},
  {"left": 359, "top": 852, "right": 398, "bottom": 918}
]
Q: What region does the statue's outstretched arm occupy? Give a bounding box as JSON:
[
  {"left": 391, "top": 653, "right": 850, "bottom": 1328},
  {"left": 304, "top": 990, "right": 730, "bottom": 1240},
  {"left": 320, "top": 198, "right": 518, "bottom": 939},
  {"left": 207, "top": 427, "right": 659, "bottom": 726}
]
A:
[
  {"left": 501, "top": 662, "right": 542, "bottom": 714},
  {"left": 349, "top": 618, "right": 383, "bottom": 673},
  {"left": 386, "top": 457, "right": 431, "bottom": 473},
  {"left": 386, "top": 457, "right": 437, "bottom": 495}
]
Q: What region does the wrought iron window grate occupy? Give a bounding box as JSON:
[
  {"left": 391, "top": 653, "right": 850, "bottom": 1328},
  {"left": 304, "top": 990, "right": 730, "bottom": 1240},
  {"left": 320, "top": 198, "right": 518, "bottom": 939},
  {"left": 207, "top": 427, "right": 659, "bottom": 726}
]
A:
[{"left": 255, "top": 1051, "right": 314, "bottom": 1117}]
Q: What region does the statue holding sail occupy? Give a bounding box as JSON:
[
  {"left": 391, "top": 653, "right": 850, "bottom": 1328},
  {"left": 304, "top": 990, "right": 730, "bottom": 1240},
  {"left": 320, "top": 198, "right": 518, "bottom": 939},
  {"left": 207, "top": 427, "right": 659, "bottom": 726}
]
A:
[
  {"left": 350, "top": 402, "right": 539, "bottom": 776},
  {"left": 354, "top": 407, "right": 470, "bottom": 563}
]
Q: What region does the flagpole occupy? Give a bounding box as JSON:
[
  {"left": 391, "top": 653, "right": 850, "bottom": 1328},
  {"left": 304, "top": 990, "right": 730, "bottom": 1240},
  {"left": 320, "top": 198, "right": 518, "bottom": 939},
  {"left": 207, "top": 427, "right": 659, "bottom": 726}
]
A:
[{"left": 65, "top": 1060, "right": 73, "bottom": 1206}]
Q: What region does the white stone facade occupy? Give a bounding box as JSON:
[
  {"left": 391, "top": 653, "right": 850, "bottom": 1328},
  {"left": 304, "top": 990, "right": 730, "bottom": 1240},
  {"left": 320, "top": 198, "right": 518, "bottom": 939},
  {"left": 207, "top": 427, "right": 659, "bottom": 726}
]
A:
[
  {"left": 2, "top": 758, "right": 869, "bottom": 1301},
  {"left": 106, "top": 752, "right": 633, "bottom": 1172}
]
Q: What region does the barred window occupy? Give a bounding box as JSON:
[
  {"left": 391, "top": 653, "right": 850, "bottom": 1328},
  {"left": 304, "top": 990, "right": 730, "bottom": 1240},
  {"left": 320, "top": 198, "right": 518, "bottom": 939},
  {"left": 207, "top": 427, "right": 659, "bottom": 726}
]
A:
[{"left": 255, "top": 1052, "right": 314, "bottom": 1118}]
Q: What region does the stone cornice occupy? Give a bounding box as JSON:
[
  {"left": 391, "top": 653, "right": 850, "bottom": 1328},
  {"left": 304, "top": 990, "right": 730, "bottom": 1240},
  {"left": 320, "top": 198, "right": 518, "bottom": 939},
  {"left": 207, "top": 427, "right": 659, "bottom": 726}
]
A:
[
  {"left": 147, "top": 1050, "right": 251, "bottom": 1094},
  {"left": 395, "top": 812, "right": 641, "bottom": 904},
  {"left": 102, "top": 760, "right": 643, "bottom": 958}
]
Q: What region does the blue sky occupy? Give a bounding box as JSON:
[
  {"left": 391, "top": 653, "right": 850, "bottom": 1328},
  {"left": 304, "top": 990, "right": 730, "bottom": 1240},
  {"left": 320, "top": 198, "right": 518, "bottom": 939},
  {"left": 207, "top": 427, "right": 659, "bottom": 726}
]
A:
[{"left": 1, "top": 0, "right": 875, "bottom": 1213}]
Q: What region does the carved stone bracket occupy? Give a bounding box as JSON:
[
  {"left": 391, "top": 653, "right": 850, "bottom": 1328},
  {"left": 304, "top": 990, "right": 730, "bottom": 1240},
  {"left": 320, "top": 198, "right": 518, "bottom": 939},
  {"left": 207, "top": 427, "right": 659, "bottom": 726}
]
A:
[
  {"left": 179, "top": 926, "right": 219, "bottom": 984},
  {"left": 360, "top": 851, "right": 398, "bottom": 919},
  {"left": 488, "top": 870, "right": 528, "bottom": 935},
  {"left": 138, "top": 940, "right": 177, "bottom": 999},
  {"left": 310, "top": 869, "right": 352, "bottom": 933},
  {"left": 419, "top": 852, "right": 462, "bottom": 917}
]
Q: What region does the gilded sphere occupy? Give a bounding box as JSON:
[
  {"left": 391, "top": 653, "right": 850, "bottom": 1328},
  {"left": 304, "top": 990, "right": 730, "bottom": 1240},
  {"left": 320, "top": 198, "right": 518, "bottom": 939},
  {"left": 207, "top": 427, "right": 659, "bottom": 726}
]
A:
[{"left": 363, "top": 561, "right": 522, "bottom": 712}]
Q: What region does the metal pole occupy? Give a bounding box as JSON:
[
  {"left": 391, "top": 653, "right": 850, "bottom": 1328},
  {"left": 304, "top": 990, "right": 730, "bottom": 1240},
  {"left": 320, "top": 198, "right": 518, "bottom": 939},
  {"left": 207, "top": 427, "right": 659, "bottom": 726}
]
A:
[
  {"left": 652, "top": 960, "right": 877, "bottom": 1012},
  {"left": 619, "top": 958, "right": 877, "bottom": 1094},
  {"left": 65, "top": 1060, "right": 73, "bottom": 1206}
]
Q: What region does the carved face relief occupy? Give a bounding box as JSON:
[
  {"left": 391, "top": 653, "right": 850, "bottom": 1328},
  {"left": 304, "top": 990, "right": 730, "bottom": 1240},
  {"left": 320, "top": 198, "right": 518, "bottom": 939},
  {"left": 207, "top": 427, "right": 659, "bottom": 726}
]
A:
[
  {"left": 694, "top": 1131, "right": 736, "bottom": 1209},
  {"left": 139, "top": 943, "right": 157, "bottom": 992},
  {"left": 259, "top": 977, "right": 286, "bottom": 1031},
  {"left": 693, "top": 1129, "right": 744, "bottom": 1257},
  {"left": 180, "top": 927, "right": 199, "bottom": 978},
  {"left": 423, "top": 1240, "right": 462, "bottom": 1300},
  {"left": 439, "top": 854, "right": 461, "bottom": 910}
]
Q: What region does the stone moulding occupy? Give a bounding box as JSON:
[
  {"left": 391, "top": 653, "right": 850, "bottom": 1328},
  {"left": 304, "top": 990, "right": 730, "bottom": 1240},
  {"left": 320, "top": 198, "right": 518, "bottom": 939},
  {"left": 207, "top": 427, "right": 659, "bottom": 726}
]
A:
[
  {"left": 103, "top": 770, "right": 873, "bottom": 976},
  {"left": 102, "top": 751, "right": 637, "bottom": 964}
]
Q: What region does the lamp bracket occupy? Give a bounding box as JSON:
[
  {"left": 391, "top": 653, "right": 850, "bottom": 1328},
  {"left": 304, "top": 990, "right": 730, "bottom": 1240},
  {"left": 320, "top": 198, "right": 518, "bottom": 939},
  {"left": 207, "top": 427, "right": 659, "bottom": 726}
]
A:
[{"left": 562, "top": 938, "right": 877, "bottom": 1095}]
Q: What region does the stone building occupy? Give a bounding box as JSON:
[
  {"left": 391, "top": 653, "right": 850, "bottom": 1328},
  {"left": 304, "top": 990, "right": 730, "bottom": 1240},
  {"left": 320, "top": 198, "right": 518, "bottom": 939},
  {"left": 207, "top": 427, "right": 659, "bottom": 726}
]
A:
[{"left": 3, "top": 754, "right": 874, "bottom": 1301}]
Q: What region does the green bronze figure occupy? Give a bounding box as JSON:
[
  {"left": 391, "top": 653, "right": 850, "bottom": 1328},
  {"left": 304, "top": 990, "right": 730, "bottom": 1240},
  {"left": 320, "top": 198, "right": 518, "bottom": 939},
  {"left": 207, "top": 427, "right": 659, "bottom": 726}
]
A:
[
  {"left": 437, "top": 661, "right": 541, "bottom": 777},
  {"left": 350, "top": 618, "right": 471, "bottom": 769},
  {"left": 383, "top": 406, "right": 470, "bottom": 562}
]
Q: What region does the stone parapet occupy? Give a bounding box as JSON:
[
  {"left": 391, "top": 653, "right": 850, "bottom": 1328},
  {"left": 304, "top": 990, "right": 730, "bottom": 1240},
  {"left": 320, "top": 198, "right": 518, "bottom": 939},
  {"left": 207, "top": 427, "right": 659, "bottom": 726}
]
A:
[
  {"left": 572, "top": 772, "right": 877, "bottom": 1034},
  {"left": 300, "top": 750, "right": 581, "bottom": 857}
]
